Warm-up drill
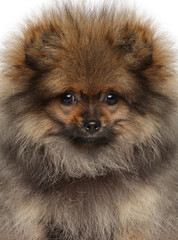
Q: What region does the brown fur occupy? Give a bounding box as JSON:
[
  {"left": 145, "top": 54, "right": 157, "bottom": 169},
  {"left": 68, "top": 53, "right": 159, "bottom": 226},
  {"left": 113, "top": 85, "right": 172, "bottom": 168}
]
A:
[{"left": 0, "top": 2, "right": 177, "bottom": 240}]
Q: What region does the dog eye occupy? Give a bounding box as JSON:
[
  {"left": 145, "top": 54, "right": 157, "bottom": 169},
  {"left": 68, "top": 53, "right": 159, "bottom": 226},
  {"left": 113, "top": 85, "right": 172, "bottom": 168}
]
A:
[
  {"left": 59, "top": 92, "right": 77, "bottom": 106},
  {"left": 104, "top": 92, "right": 119, "bottom": 105}
]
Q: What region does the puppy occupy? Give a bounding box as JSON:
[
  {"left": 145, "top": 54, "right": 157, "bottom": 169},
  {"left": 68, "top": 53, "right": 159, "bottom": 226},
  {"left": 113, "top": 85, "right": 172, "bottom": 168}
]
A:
[{"left": 0, "top": 3, "right": 177, "bottom": 240}]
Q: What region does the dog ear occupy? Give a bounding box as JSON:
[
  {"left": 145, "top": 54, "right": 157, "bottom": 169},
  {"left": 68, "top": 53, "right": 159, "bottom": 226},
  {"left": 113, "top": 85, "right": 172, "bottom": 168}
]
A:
[
  {"left": 117, "top": 22, "right": 153, "bottom": 71},
  {"left": 2, "top": 21, "right": 63, "bottom": 82},
  {"left": 24, "top": 25, "right": 62, "bottom": 71}
]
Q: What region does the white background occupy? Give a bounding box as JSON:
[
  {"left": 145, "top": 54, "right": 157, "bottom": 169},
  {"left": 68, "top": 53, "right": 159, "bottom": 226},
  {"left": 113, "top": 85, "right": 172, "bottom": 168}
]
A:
[{"left": 0, "top": 0, "right": 178, "bottom": 48}]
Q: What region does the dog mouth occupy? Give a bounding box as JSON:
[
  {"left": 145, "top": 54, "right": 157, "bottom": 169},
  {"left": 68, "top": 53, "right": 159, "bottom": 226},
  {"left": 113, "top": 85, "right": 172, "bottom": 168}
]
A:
[
  {"left": 68, "top": 127, "right": 116, "bottom": 145},
  {"left": 53, "top": 125, "right": 116, "bottom": 145},
  {"left": 71, "top": 136, "right": 110, "bottom": 144}
]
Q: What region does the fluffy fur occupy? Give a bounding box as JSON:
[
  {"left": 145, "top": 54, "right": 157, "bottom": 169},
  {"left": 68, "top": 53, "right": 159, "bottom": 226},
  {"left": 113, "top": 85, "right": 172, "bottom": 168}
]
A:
[{"left": 0, "top": 3, "right": 177, "bottom": 240}]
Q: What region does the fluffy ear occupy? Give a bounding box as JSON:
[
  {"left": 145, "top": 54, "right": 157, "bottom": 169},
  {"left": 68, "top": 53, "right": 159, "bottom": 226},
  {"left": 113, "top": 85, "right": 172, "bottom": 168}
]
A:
[
  {"left": 24, "top": 24, "right": 62, "bottom": 71},
  {"left": 2, "top": 21, "right": 63, "bottom": 81},
  {"left": 117, "top": 22, "right": 153, "bottom": 70}
]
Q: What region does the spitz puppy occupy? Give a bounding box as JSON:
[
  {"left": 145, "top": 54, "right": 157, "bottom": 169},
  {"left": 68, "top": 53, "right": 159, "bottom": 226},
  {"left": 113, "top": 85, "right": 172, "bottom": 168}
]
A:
[{"left": 0, "top": 3, "right": 177, "bottom": 240}]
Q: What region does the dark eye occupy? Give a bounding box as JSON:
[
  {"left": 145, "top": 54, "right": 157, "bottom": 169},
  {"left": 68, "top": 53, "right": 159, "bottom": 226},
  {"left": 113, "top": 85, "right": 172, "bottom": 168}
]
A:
[
  {"left": 59, "top": 92, "right": 77, "bottom": 106},
  {"left": 104, "top": 92, "right": 119, "bottom": 105}
]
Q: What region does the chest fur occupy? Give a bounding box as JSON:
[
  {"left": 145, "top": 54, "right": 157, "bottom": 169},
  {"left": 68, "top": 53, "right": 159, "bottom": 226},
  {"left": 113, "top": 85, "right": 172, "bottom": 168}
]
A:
[{"left": 42, "top": 182, "right": 160, "bottom": 240}]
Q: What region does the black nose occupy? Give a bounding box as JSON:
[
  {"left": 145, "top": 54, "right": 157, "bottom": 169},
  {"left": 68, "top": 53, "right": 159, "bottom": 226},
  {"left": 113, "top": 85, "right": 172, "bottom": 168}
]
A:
[{"left": 83, "top": 120, "right": 101, "bottom": 134}]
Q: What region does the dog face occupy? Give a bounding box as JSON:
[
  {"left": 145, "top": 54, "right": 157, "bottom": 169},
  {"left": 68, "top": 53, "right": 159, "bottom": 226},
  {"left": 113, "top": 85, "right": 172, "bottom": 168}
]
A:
[{"left": 0, "top": 6, "right": 177, "bottom": 184}]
